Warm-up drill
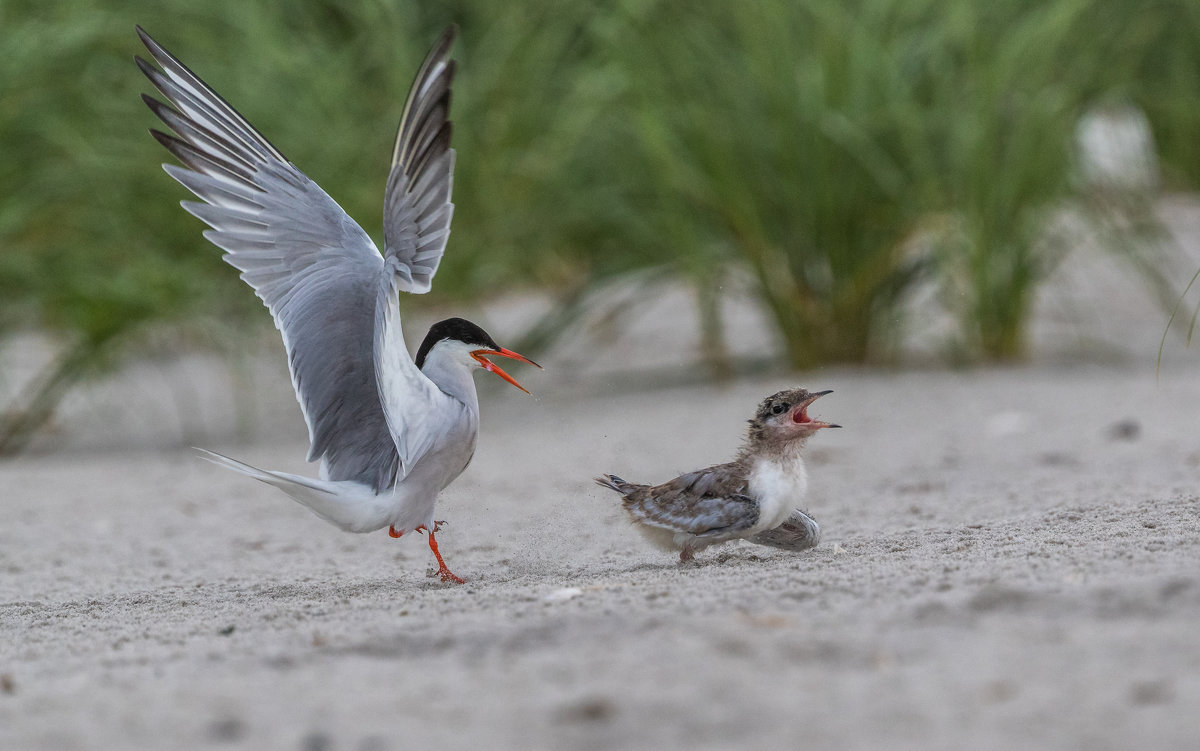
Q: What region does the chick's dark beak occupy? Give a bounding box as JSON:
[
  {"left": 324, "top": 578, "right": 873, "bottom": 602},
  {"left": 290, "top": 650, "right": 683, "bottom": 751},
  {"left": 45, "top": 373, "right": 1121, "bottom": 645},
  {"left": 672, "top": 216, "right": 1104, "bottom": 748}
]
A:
[{"left": 471, "top": 348, "right": 542, "bottom": 394}]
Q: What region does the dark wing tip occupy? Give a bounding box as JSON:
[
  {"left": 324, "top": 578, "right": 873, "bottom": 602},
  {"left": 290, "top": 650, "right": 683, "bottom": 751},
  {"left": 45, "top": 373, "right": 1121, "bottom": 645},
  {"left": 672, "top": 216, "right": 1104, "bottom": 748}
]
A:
[
  {"left": 140, "top": 91, "right": 166, "bottom": 111},
  {"left": 135, "top": 24, "right": 169, "bottom": 60},
  {"left": 148, "top": 128, "right": 177, "bottom": 148},
  {"left": 133, "top": 55, "right": 157, "bottom": 78},
  {"left": 419, "top": 26, "right": 458, "bottom": 90},
  {"left": 434, "top": 24, "right": 459, "bottom": 55}
]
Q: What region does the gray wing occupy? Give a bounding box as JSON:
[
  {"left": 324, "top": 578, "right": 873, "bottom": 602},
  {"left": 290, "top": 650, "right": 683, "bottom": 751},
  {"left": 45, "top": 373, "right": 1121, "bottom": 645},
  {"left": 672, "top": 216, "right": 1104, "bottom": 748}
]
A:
[
  {"left": 749, "top": 510, "right": 821, "bottom": 551},
  {"left": 369, "top": 27, "right": 463, "bottom": 474},
  {"left": 382, "top": 26, "right": 456, "bottom": 294},
  {"left": 622, "top": 464, "right": 760, "bottom": 537},
  {"left": 137, "top": 26, "right": 406, "bottom": 490}
]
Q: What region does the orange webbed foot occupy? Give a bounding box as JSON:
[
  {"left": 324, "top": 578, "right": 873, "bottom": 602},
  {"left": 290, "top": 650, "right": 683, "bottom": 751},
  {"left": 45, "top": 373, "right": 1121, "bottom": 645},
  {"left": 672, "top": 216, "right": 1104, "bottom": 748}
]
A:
[{"left": 417, "top": 524, "right": 466, "bottom": 584}]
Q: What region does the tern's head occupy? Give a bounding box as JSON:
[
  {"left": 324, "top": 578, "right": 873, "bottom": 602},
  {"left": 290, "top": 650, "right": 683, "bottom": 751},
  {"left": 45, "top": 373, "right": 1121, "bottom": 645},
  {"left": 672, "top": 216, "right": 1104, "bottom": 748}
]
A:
[
  {"left": 415, "top": 317, "right": 541, "bottom": 393},
  {"left": 747, "top": 388, "right": 839, "bottom": 448}
]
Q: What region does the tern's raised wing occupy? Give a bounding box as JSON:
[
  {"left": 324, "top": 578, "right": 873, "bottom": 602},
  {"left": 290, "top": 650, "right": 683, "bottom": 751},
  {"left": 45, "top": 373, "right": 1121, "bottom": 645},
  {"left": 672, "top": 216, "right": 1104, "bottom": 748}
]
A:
[
  {"left": 369, "top": 26, "right": 463, "bottom": 473},
  {"left": 382, "top": 26, "right": 457, "bottom": 295},
  {"left": 621, "top": 465, "right": 761, "bottom": 537},
  {"left": 137, "top": 26, "right": 441, "bottom": 492}
]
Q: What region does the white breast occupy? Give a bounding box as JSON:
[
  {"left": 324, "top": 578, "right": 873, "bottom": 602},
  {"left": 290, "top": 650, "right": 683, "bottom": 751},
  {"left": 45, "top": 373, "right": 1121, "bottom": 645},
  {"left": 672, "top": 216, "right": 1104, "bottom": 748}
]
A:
[{"left": 746, "top": 456, "right": 808, "bottom": 534}]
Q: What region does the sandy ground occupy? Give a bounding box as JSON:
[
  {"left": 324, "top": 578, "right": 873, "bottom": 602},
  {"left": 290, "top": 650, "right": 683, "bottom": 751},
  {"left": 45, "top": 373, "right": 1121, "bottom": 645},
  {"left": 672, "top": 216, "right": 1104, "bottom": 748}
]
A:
[
  {"left": 3, "top": 200, "right": 1200, "bottom": 749},
  {"left": 2, "top": 361, "right": 1199, "bottom": 750}
]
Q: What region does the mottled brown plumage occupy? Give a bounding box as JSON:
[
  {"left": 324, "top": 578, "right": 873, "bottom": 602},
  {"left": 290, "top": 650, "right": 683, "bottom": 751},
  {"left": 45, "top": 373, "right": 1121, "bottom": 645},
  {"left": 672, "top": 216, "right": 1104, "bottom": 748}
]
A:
[{"left": 596, "top": 388, "right": 838, "bottom": 562}]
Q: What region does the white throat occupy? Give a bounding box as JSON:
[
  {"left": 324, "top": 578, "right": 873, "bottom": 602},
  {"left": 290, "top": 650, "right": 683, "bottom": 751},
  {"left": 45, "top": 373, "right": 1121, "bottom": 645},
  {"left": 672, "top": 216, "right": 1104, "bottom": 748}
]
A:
[{"left": 419, "top": 339, "right": 483, "bottom": 411}]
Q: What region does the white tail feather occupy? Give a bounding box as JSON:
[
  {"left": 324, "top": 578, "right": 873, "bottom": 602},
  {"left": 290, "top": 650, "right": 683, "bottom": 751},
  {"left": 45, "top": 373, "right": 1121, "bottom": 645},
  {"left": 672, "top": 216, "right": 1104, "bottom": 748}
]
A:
[{"left": 195, "top": 448, "right": 392, "bottom": 533}]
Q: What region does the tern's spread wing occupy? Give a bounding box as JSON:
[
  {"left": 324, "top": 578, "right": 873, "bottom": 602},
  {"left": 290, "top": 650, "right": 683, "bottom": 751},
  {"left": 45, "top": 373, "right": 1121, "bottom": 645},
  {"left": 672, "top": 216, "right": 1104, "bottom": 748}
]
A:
[
  {"left": 370, "top": 27, "right": 461, "bottom": 473},
  {"left": 137, "top": 26, "right": 444, "bottom": 491},
  {"left": 382, "top": 26, "right": 456, "bottom": 295},
  {"left": 622, "top": 465, "right": 760, "bottom": 537}
]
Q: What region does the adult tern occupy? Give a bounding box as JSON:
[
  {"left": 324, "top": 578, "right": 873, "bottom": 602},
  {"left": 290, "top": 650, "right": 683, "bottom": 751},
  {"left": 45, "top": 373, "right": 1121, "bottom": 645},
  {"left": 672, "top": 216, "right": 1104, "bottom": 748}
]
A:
[
  {"left": 136, "top": 26, "right": 539, "bottom": 583},
  {"left": 596, "top": 389, "right": 836, "bottom": 562}
]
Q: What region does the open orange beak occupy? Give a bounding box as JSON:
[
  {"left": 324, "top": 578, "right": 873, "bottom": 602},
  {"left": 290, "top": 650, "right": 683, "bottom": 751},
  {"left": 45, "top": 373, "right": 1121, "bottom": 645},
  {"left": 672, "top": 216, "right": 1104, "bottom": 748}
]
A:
[{"left": 471, "top": 348, "right": 542, "bottom": 394}]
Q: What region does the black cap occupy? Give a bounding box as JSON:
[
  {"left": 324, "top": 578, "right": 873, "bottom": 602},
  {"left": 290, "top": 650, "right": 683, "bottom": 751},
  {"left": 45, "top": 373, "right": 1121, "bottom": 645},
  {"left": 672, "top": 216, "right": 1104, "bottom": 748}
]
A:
[{"left": 414, "top": 317, "right": 500, "bottom": 369}]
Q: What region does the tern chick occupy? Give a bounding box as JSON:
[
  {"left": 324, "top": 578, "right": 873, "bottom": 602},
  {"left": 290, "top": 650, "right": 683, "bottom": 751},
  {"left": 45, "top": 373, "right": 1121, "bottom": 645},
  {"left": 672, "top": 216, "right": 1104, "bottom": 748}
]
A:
[{"left": 596, "top": 388, "right": 838, "bottom": 562}]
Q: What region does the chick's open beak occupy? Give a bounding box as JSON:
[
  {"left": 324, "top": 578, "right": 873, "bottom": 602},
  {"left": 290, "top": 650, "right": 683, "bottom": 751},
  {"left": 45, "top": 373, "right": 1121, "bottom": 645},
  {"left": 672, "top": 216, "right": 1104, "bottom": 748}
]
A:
[
  {"left": 794, "top": 389, "right": 841, "bottom": 429},
  {"left": 471, "top": 348, "right": 542, "bottom": 394}
]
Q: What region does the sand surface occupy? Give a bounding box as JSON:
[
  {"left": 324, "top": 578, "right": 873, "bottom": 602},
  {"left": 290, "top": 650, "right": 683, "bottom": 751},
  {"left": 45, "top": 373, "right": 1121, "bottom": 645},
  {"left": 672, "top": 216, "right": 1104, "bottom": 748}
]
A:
[{"left": 3, "top": 361, "right": 1200, "bottom": 750}]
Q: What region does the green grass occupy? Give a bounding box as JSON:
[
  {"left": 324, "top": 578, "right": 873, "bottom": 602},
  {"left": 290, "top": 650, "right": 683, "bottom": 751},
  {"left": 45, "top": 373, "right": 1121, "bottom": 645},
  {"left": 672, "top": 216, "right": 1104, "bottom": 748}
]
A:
[
  {"left": 610, "top": 1, "right": 936, "bottom": 366},
  {"left": 1, "top": 0, "right": 1199, "bottom": 450},
  {"left": 606, "top": 0, "right": 1173, "bottom": 363}
]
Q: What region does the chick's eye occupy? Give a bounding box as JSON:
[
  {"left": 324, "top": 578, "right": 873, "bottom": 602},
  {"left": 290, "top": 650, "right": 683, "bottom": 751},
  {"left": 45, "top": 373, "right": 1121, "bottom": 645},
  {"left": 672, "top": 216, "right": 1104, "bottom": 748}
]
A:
[{"left": 772, "top": 403, "right": 787, "bottom": 415}]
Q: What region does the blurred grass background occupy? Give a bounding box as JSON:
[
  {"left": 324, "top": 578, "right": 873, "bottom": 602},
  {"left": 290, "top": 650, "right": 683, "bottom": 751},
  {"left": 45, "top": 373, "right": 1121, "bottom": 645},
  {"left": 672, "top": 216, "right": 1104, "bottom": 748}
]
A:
[{"left": 1, "top": 0, "right": 1198, "bottom": 451}]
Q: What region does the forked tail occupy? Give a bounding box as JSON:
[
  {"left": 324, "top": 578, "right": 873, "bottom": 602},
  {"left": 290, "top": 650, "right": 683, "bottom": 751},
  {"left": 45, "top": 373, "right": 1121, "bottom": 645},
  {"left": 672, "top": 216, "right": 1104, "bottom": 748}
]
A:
[{"left": 195, "top": 448, "right": 390, "bottom": 533}]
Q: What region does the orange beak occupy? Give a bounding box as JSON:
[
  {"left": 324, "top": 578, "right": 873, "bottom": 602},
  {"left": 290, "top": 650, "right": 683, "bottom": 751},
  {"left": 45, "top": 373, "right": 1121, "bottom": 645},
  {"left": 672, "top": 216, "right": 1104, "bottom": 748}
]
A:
[{"left": 470, "top": 348, "right": 542, "bottom": 394}]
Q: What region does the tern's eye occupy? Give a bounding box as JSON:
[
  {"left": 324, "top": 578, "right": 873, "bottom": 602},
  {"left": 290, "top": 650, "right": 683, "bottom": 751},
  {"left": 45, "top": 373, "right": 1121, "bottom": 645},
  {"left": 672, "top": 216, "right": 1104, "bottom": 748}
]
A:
[{"left": 771, "top": 403, "right": 787, "bottom": 415}]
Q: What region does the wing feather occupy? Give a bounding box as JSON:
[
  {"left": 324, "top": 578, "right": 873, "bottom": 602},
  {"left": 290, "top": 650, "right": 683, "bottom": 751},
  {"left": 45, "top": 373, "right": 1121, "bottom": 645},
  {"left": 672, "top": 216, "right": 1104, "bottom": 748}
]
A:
[
  {"left": 382, "top": 26, "right": 457, "bottom": 294},
  {"left": 138, "top": 26, "right": 409, "bottom": 490},
  {"left": 619, "top": 463, "right": 761, "bottom": 536},
  {"left": 749, "top": 510, "right": 821, "bottom": 551},
  {"left": 624, "top": 493, "right": 760, "bottom": 537}
]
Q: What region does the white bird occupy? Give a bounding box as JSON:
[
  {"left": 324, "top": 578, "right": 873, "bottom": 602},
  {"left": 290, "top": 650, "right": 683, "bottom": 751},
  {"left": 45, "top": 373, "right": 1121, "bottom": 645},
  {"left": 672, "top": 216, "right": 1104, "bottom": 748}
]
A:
[
  {"left": 136, "top": 25, "right": 539, "bottom": 584},
  {"left": 596, "top": 388, "right": 836, "bottom": 562}
]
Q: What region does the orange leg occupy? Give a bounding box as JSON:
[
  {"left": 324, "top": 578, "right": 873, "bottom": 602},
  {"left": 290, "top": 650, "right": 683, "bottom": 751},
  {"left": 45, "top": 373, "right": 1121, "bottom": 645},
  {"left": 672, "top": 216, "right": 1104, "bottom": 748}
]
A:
[
  {"left": 387, "top": 523, "right": 464, "bottom": 583},
  {"left": 428, "top": 531, "right": 466, "bottom": 584}
]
